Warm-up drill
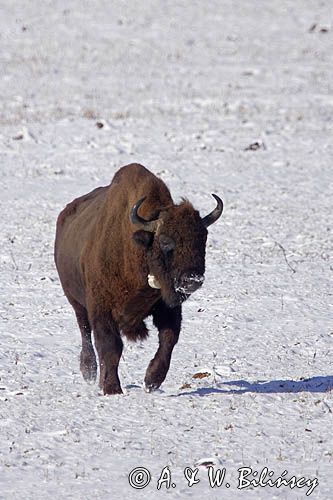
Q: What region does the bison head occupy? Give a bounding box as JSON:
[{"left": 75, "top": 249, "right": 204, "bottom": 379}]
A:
[{"left": 130, "top": 195, "right": 223, "bottom": 308}]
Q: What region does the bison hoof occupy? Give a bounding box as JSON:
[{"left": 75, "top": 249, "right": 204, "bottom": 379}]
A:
[
  {"left": 144, "top": 360, "right": 168, "bottom": 392},
  {"left": 103, "top": 383, "right": 123, "bottom": 395},
  {"left": 144, "top": 381, "right": 161, "bottom": 393},
  {"left": 82, "top": 367, "right": 97, "bottom": 384},
  {"left": 80, "top": 352, "right": 97, "bottom": 383}
]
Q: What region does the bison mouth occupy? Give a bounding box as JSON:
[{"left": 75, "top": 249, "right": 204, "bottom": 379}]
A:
[
  {"left": 174, "top": 274, "right": 205, "bottom": 294},
  {"left": 146, "top": 271, "right": 204, "bottom": 307},
  {"left": 164, "top": 274, "right": 205, "bottom": 308}
]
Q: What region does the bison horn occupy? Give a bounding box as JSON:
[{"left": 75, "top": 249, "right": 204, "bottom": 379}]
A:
[
  {"left": 130, "top": 197, "right": 160, "bottom": 232},
  {"left": 202, "top": 194, "right": 224, "bottom": 227}
]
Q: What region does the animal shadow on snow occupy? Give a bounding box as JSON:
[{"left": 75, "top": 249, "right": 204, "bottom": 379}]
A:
[{"left": 175, "top": 376, "right": 333, "bottom": 397}]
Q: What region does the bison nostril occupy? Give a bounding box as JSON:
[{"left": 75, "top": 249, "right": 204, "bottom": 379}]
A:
[{"left": 176, "top": 273, "right": 204, "bottom": 294}]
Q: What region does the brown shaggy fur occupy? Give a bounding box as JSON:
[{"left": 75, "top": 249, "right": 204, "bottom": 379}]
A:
[{"left": 54, "top": 163, "right": 219, "bottom": 394}]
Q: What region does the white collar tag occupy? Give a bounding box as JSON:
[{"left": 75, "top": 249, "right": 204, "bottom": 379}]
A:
[{"left": 148, "top": 274, "right": 161, "bottom": 289}]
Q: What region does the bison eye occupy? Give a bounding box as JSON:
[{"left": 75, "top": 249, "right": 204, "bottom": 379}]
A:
[
  {"left": 159, "top": 235, "right": 175, "bottom": 254},
  {"left": 132, "top": 230, "right": 154, "bottom": 249}
]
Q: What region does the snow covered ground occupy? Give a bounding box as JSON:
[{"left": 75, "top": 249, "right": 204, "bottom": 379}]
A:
[{"left": 1, "top": 1, "right": 332, "bottom": 498}]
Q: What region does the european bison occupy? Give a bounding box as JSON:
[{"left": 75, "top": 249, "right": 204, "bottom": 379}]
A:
[{"left": 54, "top": 163, "right": 223, "bottom": 394}]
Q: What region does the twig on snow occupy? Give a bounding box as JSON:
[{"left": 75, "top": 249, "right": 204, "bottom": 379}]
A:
[{"left": 275, "top": 241, "right": 296, "bottom": 273}]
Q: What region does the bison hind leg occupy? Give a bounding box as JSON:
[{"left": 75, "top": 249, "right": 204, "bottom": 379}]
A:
[
  {"left": 122, "top": 321, "right": 149, "bottom": 342},
  {"left": 78, "top": 319, "right": 97, "bottom": 383},
  {"left": 68, "top": 295, "right": 97, "bottom": 383}
]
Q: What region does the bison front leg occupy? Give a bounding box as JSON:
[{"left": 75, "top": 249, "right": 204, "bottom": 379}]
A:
[
  {"left": 144, "top": 302, "right": 181, "bottom": 392},
  {"left": 91, "top": 312, "right": 123, "bottom": 395}
]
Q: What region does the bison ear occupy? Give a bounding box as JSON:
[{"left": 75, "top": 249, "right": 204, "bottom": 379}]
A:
[{"left": 132, "top": 230, "right": 154, "bottom": 249}]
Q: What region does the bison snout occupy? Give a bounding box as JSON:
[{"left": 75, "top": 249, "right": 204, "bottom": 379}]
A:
[{"left": 176, "top": 273, "right": 205, "bottom": 294}]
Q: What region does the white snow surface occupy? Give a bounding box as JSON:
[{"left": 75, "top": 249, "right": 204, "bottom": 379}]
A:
[{"left": 1, "top": 1, "right": 332, "bottom": 499}]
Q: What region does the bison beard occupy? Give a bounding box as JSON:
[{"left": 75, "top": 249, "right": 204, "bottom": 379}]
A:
[{"left": 54, "top": 163, "right": 223, "bottom": 394}]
